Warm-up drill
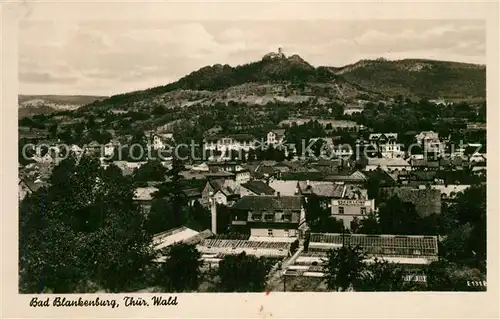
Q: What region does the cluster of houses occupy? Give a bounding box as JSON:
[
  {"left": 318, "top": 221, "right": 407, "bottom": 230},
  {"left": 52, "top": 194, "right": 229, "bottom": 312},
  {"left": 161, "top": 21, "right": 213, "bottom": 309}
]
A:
[{"left": 18, "top": 121, "right": 486, "bottom": 287}]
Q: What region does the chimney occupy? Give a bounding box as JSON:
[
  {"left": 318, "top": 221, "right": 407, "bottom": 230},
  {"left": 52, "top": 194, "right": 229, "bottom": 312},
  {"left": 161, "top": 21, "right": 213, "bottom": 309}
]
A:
[
  {"left": 306, "top": 180, "right": 310, "bottom": 186},
  {"left": 209, "top": 191, "right": 217, "bottom": 234},
  {"left": 277, "top": 191, "right": 281, "bottom": 198}
]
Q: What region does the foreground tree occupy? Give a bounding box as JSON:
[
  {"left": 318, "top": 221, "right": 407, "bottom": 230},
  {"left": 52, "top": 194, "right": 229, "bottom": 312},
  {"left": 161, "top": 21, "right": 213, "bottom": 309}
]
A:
[
  {"left": 377, "top": 196, "right": 423, "bottom": 235},
  {"left": 354, "top": 258, "right": 415, "bottom": 291},
  {"left": 133, "top": 160, "right": 167, "bottom": 183},
  {"left": 323, "top": 246, "right": 366, "bottom": 291},
  {"left": 217, "top": 252, "right": 268, "bottom": 292},
  {"left": 161, "top": 243, "right": 202, "bottom": 292},
  {"left": 426, "top": 260, "right": 486, "bottom": 291},
  {"left": 154, "top": 156, "right": 187, "bottom": 226},
  {"left": 19, "top": 156, "right": 154, "bottom": 293},
  {"left": 144, "top": 198, "right": 179, "bottom": 235}
]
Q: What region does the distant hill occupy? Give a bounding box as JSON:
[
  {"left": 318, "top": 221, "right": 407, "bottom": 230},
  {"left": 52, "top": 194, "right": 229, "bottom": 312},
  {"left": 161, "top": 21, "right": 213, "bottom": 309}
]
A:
[
  {"left": 18, "top": 95, "right": 107, "bottom": 118},
  {"left": 25, "top": 55, "right": 486, "bottom": 118},
  {"left": 81, "top": 52, "right": 384, "bottom": 112},
  {"left": 327, "top": 58, "right": 486, "bottom": 100}
]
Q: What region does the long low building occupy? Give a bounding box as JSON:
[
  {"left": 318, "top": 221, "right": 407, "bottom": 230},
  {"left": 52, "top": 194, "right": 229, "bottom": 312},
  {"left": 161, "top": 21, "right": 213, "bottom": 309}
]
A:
[
  {"left": 197, "top": 238, "right": 293, "bottom": 258},
  {"left": 284, "top": 233, "right": 439, "bottom": 281},
  {"left": 308, "top": 233, "right": 439, "bottom": 262}
]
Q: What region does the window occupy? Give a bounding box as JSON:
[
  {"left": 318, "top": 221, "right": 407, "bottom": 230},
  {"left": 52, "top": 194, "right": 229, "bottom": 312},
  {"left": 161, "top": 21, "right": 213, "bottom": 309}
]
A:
[
  {"left": 253, "top": 214, "right": 262, "bottom": 221},
  {"left": 282, "top": 214, "right": 292, "bottom": 221},
  {"left": 268, "top": 229, "right": 274, "bottom": 237},
  {"left": 338, "top": 207, "right": 344, "bottom": 215},
  {"left": 265, "top": 214, "right": 274, "bottom": 221},
  {"left": 360, "top": 207, "right": 366, "bottom": 215},
  {"left": 284, "top": 229, "right": 289, "bottom": 237}
]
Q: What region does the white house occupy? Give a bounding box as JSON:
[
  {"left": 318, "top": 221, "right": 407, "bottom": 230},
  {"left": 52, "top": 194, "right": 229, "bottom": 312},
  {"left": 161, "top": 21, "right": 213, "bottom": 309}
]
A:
[
  {"left": 369, "top": 133, "right": 404, "bottom": 158},
  {"left": 204, "top": 134, "right": 258, "bottom": 157},
  {"left": 415, "top": 131, "right": 444, "bottom": 155},
  {"left": 267, "top": 129, "right": 286, "bottom": 146},
  {"left": 147, "top": 132, "right": 175, "bottom": 151}
]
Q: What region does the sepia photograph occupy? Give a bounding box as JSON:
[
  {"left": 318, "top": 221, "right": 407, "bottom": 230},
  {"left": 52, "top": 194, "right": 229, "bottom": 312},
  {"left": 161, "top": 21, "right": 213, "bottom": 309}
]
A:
[{"left": 2, "top": 1, "right": 499, "bottom": 318}]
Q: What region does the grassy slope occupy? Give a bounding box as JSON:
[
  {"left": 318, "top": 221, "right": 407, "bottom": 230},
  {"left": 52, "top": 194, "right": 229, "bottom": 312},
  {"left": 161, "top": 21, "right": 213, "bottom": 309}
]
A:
[{"left": 329, "top": 59, "right": 486, "bottom": 100}]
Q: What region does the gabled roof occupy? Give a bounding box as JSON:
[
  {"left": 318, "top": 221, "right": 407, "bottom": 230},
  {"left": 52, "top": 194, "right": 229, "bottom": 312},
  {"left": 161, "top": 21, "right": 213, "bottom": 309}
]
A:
[
  {"left": 204, "top": 134, "right": 256, "bottom": 142},
  {"left": 415, "top": 131, "right": 439, "bottom": 139},
  {"left": 232, "top": 195, "right": 302, "bottom": 211},
  {"left": 367, "top": 158, "right": 410, "bottom": 167},
  {"left": 270, "top": 129, "right": 286, "bottom": 136},
  {"left": 207, "top": 161, "right": 240, "bottom": 166},
  {"left": 298, "top": 181, "right": 341, "bottom": 197},
  {"left": 362, "top": 169, "right": 397, "bottom": 185},
  {"left": 268, "top": 180, "right": 299, "bottom": 196},
  {"left": 241, "top": 180, "right": 276, "bottom": 195},
  {"left": 324, "top": 170, "right": 367, "bottom": 182},
  {"left": 209, "top": 179, "right": 239, "bottom": 196},
  {"left": 256, "top": 165, "right": 277, "bottom": 176},
  {"left": 369, "top": 133, "right": 398, "bottom": 141},
  {"left": 133, "top": 187, "right": 158, "bottom": 201},
  {"left": 19, "top": 178, "right": 46, "bottom": 193},
  {"left": 182, "top": 188, "right": 202, "bottom": 198},
  {"left": 207, "top": 171, "right": 235, "bottom": 178}
]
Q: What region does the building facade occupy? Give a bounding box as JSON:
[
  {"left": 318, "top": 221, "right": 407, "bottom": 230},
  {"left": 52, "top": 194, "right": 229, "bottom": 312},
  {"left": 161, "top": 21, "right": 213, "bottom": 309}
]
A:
[
  {"left": 267, "top": 129, "right": 286, "bottom": 146},
  {"left": 369, "top": 133, "right": 404, "bottom": 158},
  {"left": 415, "top": 131, "right": 444, "bottom": 155},
  {"left": 204, "top": 134, "right": 258, "bottom": 157},
  {"left": 331, "top": 198, "right": 376, "bottom": 229},
  {"left": 231, "top": 195, "right": 306, "bottom": 239}
]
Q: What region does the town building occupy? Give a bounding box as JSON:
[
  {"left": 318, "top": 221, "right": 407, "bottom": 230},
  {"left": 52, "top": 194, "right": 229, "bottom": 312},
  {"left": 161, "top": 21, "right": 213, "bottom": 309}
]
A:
[
  {"left": 368, "top": 133, "right": 404, "bottom": 158},
  {"left": 415, "top": 131, "right": 444, "bottom": 155},
  {"left": 430, "top": 184, "right": 471, "bottom": 201},
  {"left": 133, "top": 187, "right": 158, "bottom": 214},
  {"left": 18, "top": 178, "right": 46, "bottom": 201},
  {"left": 207, "top": 161, "right": 245, "bottom": 173},
  {"left": 323, "top": 170, "right": 368, "bottom": 185},
  {"left": 267, "top": 129, "right": 286, "bottom": 146},
  {"left": 230, "top": 195, "right": 306, "bottom": 238},
  {"left": 297, "top": 181, "right": 375, "bottom": 229},
  {"left": 240, "top": 180, "right": 276, "bottom": 196},
  {"left": 365, "top": 157, "right": 411, "bottom": 172},
  {"left": 284, "top": 233, "right": 439, "bottom": 282},
  {"left": 201, "top": 179, "right": 240, "bottom": 206},
  {"left": 343, "top": 105, "right": 364, "bottom": 116},
  {"left": 197, "top": 238, "right": 293, "bottom": 261},
  {"left": 204, "top": 134, "right": 258, "bottom": 157}
]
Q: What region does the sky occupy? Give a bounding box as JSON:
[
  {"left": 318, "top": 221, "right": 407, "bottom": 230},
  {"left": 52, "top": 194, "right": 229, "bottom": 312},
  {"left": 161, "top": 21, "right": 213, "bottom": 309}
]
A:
[{"left": 19, "top": 20, "right": 486, "bottom": 96}]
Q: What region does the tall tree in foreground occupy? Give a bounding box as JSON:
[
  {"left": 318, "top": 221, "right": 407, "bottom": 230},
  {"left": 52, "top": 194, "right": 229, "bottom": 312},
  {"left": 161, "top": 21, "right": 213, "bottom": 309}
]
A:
[
  {"left": 217, "top": 252, "right": 268, "bottom": 292},
  {"left": 154, "top": 156, "right": 187, "bottom": 227},
  {"left": 161, "top": 243, "right": 202, "bottom": 292},
  {"left": 19, "top": 156, "right": 154, "bottom": 293},
  {"left": 323, "top": 246, "right": 366, "bottom": 291},
  {"left": 354, "top": 258, "right": 415, "bottom": 291},
  {"left": 426, "top": 260, "right": 486, "bottom": 291}
]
